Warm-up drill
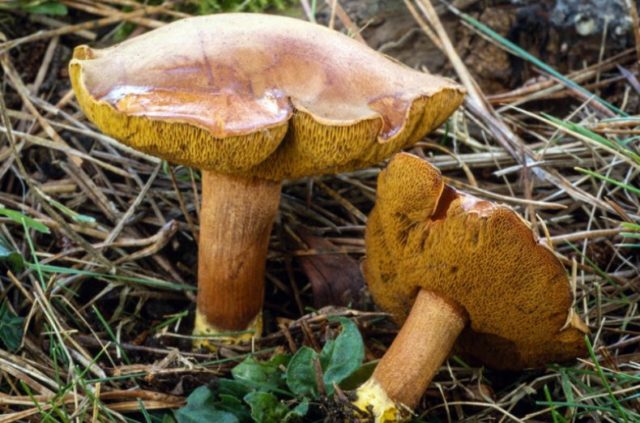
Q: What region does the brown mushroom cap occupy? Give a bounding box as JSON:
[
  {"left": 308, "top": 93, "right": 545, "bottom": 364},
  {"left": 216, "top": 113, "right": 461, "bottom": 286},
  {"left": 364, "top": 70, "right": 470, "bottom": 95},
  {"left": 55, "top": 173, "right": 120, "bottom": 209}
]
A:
[
  {"left": 69, "top": 13, "right": 464, "bottom": 180},
  {"left": 365, "top": 153, "right": 588, "bottom": 370}
]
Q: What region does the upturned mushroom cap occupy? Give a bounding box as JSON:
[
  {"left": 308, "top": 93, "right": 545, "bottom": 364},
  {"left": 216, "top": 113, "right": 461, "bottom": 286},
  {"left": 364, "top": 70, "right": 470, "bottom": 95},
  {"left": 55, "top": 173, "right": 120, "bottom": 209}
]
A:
[
  {"left": 69, "top": 13, "right": 464, "bottom": 180},
  {"left": 365, "top": 153, "right": 588, "bottom": 370}
]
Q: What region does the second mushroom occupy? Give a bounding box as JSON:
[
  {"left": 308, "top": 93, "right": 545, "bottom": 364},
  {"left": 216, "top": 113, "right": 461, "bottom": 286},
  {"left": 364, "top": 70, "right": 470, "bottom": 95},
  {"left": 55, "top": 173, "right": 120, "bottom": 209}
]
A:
[{"left": 354, "top": 153, "right": 588, "bottom": 422}]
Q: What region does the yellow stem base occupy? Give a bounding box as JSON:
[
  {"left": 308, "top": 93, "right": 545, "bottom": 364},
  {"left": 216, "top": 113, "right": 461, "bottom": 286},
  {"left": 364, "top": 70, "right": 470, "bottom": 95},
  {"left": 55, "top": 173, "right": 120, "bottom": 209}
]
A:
[
  {"left": 193, "top": 309, "right": 262, "bottom": 351},
  {"left": 353, "top": 378, "right": 407, "bottom": 423}
]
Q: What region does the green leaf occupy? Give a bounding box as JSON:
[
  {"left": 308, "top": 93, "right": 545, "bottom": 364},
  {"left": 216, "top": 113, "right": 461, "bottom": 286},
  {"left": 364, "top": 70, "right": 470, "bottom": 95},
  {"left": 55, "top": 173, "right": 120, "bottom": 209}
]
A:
[
  {"left": 318, "top": 339, "right": 335, "bottom": 370},
  {"left": 215, "top": 379, "right": 253, "bottom": 421},
  {"left": 338, "top": 361, "right": 377, "bottom": 391},
  {"left": 0, "top": 301, "right": 24, "bottom": 352},
  {"left": 0, "top": 207, "right": 50, "bottom": 234},
  {"left": 321, "top": 318, "right": 364, "bottom": 394},
  {"left": 232, "top": 355, "right": 289, "bottom": 392},
  {"left": 285, "top": 319, "right": 365, "bottom": 397},
  {"left": 217, "top": 379, "right": 252, "bottom": 399},
  {"left": 23, "top": 1, "right": 68, "bottom": 15},
  {"left": 286, "top": 347, "right": 318, "bottom": 397},
  {"left": 217, "top": 394, "right": 252, "bottom": 421},
  {"left": 0, "top": 237, "right": 24, "bottom": 272},
  {"left": 283, "top": 399, "right": 309, "bottom": 422},
  {"left": 243, "top": 391, "right": 289, "bottom": 423},
  {"left": 174, "top": 386, "right": 239, "bottom": 423}
]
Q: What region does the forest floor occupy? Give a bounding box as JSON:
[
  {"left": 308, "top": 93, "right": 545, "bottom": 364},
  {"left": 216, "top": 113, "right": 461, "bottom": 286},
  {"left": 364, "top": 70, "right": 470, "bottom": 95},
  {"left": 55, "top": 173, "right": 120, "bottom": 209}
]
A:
[{"left": 0, "top": 1, "right": 639, "bottom": 422}]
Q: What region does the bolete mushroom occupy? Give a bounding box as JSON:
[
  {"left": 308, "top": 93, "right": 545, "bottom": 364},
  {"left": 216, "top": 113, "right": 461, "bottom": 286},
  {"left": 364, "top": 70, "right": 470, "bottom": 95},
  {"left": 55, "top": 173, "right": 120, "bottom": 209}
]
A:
[
  {"left": 68, "top": 14, "right": 464, "bottom": 349},
  {"left": 354, "top": 153, "right": 588, "bottom": 422}
]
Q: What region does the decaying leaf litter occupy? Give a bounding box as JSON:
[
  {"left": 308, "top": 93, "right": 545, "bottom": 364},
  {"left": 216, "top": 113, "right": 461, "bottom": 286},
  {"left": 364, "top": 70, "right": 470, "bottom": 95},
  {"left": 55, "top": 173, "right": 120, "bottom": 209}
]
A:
[{"left": 0, "top": 0, "right": 639, "bottom": 422}]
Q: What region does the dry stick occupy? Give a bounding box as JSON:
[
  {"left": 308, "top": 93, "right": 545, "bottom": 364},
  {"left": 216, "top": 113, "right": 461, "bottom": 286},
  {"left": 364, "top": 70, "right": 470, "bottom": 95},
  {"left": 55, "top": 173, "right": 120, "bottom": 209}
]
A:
[
  {"left": 314, "top": 180, "right": 368, "bottom": 223},
  {"left": 0, "top": 126, "right": 132, "bottom": 177},
  {"left": 189, "top": 168, "right": 200, "bottom": 220},
  {"left": 0, "top": 390, "right": 183, "bottom": 407},
  {"left": 489, "top": 48, "right": 635, "bottom": 104},
  {"left": 28, "top": 14, "right": 96, "bottom": 40},
  {"left": 323, "top": 0, "right": 366, "bottom": 43},
  {"left": 98, "top": 0, "right": 191, "bottom": 19},
  {"left": 328, "top": 0, "right": 337, "bottom": 29},
  {"left": 30, "top": 36, "right": 59, "bottom": 95},
  {"left": 545, "top": 74, "right": 632, "bottom": 101},
  {"left": 34, "top": 220, "right": 178, "bottom": 266},
  {"left": 39, "top": 96, "right": 168, "bottom": 222},
  {"left": 0, "top": 3, "right": 172, "bottom": 53},
  {"left": 407, "top": 0, "right": 517, "bottom": 158},
  {"left": 3, "top": 54, "right": 176, "bottom": 286},
  {"left": 62, "top": 0, "right": 167, "bottom": 28},
  {"left": 167, "top": 166, "right": 199, "bottom": 243},
  {"left": 403, "top": 0, "right": 442, "bottom": 51},
  {"left": 32, "top": 99, "right": 180, "bottom": 278},
  {"left": 549, "top": 228, "right": 626, "bottom": 245},
  {"left": 0, "top": 350, "right": 59, "bottom": 396},
  {"left": 629, "top": 0, "right": 640, "bottom": 64},
  {"left": 1, "top": 55, "right": 85, "bottom": 165},
  {"left": 412, "top": 0, "right": 621, "bottom": 218},
  {"left": 104, "top": 162, "right": 162, "bottom": 245},
  {"left": 61, "top": 161, "right": 121, "bottom": 220},
  {"left": 0, "top": 94, "right": 113, "bottom": 269},
  {"left": 444, "top": 178, "right": 566, "bottom": 209},
  {"left": 546, "top": 74, "right": 615, "bottom": 118},
  {"left": 25, "top": 92, "right": 167, "bottom": 223}
]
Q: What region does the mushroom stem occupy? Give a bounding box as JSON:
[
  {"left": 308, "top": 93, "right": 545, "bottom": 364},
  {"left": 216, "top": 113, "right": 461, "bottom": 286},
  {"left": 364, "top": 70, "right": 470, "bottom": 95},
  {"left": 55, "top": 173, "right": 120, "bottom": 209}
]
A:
[
  {"left": 354, "top": 289, "right": 468, "bottom": 421},
  {"left": 194, "top": 171, "right": 281, "bottom": 349}
]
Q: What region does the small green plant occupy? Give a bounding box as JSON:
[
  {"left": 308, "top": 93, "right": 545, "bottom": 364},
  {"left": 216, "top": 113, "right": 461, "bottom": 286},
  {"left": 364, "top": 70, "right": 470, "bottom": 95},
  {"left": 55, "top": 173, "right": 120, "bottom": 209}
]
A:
[
  {"left": 0, "top": 0, "right": 67, "bottom": 15},
  {"left": 0, "top": 236, "right": 24, "bottom": 273},
  {"left": 175, "top": 318, "right": 366, "bottom": 422},
  {"left": 0, "top": 301, "right": 24, "bottom": 352}
]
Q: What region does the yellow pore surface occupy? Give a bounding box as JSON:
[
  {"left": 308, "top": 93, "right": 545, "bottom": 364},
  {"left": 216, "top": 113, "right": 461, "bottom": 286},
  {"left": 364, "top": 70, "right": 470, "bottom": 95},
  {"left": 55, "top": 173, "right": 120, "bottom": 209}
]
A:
[
  {"left": 365, "top": 153, "right": 588, "bottom": 370},
  {"left": 69, "top": 13, "right": 464, "bottom": 180}
]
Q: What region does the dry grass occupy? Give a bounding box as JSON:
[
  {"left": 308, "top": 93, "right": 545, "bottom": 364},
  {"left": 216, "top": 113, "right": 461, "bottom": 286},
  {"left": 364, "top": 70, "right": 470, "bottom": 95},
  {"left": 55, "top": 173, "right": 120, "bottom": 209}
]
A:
[{"left": 0, "top": 0, "right": 638, "bottom": 422}]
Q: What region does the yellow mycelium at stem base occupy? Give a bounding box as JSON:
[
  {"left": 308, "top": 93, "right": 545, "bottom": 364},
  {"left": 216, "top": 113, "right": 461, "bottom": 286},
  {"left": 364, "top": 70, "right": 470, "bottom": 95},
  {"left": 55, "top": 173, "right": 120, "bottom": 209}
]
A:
[
  {"left": 193, "top": 310, "right": 263, "bottom": 350},
  {"left": 354, "top": 378, "right": 406, "bottom": 423}
]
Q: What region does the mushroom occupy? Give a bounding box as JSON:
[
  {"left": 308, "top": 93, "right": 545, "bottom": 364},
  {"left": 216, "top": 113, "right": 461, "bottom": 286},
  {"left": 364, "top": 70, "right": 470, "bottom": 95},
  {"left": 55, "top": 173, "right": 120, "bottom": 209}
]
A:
[
  {"left": 354, "top": 153, "right": 588, "bottom": 422},
  {"left": 68, "top": 14, "right": 464, "bottom": 349}
]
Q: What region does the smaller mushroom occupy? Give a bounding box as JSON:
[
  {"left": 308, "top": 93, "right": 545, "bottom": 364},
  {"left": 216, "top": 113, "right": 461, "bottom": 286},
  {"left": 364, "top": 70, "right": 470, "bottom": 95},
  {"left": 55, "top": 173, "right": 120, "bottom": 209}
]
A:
[{"left": 354, "top": 153, "right": 588, "bottom": 422}]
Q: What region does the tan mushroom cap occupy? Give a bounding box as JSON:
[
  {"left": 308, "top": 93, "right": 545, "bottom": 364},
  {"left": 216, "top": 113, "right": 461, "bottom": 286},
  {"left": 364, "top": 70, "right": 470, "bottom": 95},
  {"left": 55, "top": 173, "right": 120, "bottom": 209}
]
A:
[
  {"left": 69, "top": 13, "right": 464, "bottom": 180},
  {"left": 365, "top": 153, "right": 588, "bottom": 370}
]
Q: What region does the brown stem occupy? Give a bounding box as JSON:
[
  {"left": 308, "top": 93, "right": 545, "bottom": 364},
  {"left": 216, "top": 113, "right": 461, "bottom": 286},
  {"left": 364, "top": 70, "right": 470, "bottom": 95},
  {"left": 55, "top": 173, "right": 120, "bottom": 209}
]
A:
[
  {"left": 356, "top": 289, "right": 468, "bottom": 418},
  {"left": 195, "top": 171, "right": 281, "bottom": 342}
]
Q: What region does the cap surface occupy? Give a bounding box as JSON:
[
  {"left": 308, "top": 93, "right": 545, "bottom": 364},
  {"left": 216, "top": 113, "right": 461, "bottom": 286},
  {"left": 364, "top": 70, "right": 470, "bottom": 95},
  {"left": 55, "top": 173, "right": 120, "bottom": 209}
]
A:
[
  {"left": 70, "top": 13, "right": 464, "bottom": 180},
  {"left": 364, "top": 153, "right": 587, "bottom": 369}
]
